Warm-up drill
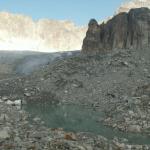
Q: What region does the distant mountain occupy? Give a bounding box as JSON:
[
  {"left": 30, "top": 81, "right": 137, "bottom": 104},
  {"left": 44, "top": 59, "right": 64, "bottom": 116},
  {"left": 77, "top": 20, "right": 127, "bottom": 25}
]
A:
[
  {"left": 0, "top": 12, "right": 87, "bottom": 52},
  {"left": 82, "top": 7, "right": 150, "bottom": 53},
  {"left": 0, "top": 1, "right": 149, "bottom": 53},
  {"left": 117, "top": 0, "right": 150, "bottom": 13}
]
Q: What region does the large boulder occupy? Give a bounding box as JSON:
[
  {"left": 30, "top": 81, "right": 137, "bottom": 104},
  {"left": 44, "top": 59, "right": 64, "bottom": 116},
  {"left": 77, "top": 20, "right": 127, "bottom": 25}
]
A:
[{"left": 82, "top": 7, "right": 150, "bottom": 53}]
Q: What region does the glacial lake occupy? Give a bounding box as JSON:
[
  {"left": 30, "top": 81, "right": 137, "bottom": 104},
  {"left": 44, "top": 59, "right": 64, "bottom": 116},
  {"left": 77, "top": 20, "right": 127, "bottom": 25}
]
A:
[{"left": 24, "top": 101, "right": 150, "bottom": 145}]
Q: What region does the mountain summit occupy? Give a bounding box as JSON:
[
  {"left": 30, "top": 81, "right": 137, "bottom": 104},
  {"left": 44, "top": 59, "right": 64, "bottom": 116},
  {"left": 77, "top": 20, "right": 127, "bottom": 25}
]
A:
[{"left": 82, "top": 7, "right": 150, "bottom": 53}]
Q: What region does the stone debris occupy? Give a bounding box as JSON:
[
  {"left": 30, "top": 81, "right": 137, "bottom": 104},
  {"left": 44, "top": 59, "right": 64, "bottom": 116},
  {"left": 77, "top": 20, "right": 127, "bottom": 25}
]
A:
[
  {"left": 0, "top": 101, "right": 149, "bottom": 149},
  {"left": 0, "top": 47, "right": 150, "bottom": 149},
  {"left": 0, "top": 128, "right": 10, "bottom": 139}
]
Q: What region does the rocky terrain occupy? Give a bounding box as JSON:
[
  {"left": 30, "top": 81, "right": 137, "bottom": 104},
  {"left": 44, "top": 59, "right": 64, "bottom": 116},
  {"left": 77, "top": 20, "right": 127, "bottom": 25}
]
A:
[
  {"left": 0, "top": 47, "right": 150, "bottom": 149},
  {"left": 82, "top": 7, "right": 150, "bottom": 53},
  {"left": 0, "top": 7, "right": 150, "bottom": 150},
  {"left": 0, "top": 50, "right": 79, "bottom": 78},
  {"left": 2, "top": 101, "right": 150, "bottom": 150}
]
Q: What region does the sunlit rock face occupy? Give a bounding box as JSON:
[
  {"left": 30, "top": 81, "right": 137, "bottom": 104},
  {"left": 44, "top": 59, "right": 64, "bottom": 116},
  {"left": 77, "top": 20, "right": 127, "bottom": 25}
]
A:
[
  {"left": 0, "top": 12, "right": 87, "bottom": 52},
  {"left": 117, "top": 0, "right": 150, "bottom": 13}
]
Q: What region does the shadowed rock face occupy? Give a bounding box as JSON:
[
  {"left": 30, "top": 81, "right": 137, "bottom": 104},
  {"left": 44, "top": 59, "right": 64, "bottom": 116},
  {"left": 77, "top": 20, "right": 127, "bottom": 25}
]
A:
[{"left": 82, "top": 7, "right": 150, "bottom": 53}]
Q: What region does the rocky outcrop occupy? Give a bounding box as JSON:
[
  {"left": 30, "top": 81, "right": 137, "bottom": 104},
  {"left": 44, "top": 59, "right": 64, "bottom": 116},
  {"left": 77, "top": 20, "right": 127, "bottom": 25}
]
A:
[{"left": 82, "top": 7, "right": 150, "bottom": 53}]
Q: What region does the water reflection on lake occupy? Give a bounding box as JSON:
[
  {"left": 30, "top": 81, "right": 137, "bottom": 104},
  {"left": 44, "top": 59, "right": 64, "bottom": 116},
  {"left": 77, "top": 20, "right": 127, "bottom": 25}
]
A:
[{"left": 24, "top": 101, "right": 150, "bottom": 145}]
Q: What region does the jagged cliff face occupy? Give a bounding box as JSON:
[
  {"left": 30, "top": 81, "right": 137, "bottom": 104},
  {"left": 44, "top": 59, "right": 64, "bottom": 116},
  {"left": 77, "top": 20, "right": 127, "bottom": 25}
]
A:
[
  {"left": 0, "top": 12, "right": 87, "bottom": 52},
  {"left": 117, "top": 0, "right": 150, "bottom": 13},
  {"left": 82, "top": 8, "right": 150, "bottom": 53}
]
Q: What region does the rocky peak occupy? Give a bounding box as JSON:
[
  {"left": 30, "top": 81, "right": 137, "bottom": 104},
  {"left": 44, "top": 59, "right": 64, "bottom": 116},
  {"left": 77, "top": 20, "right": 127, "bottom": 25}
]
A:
[
  {"left": 88, "top": 19, "right": 98, "bottom": 28},
  {"left": 82, "top": 7, "right": 150, "bottom": 53}
]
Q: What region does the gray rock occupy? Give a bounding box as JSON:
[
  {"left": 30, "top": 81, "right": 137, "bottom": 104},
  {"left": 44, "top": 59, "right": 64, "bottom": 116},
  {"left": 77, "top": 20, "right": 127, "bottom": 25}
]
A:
[
  {"left": 24, "top": 92, "right": 31, "bottom": 97},
  {"left": 0, "top": 114, "right": 9, "bottom": 122},
  {"left": 128, "top": 125, "right": 141, "bottom": 133},
  {"left": 0, "top": 127, "right": 10, "bottom": 139},
  {"left": 82, "top": 8, "right": 150, "bottom": 53},
  {"left": 33, "top": 117, "right": 41, "bottom": 122}
]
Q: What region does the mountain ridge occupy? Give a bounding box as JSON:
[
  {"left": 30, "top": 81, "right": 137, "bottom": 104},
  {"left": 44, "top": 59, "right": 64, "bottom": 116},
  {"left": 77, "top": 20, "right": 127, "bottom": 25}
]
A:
[
  {"left": 82, "top": 7, "right": 150, "bottom": 53},
  {"left": 0, "top": 11, "right": 87, "bottom": 52}
]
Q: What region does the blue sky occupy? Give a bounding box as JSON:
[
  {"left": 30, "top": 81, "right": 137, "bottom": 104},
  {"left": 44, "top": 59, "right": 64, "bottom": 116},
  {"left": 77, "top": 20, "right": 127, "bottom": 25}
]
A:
[{"left": 0, "top": 0, "right": 125, "bottom": 25}]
